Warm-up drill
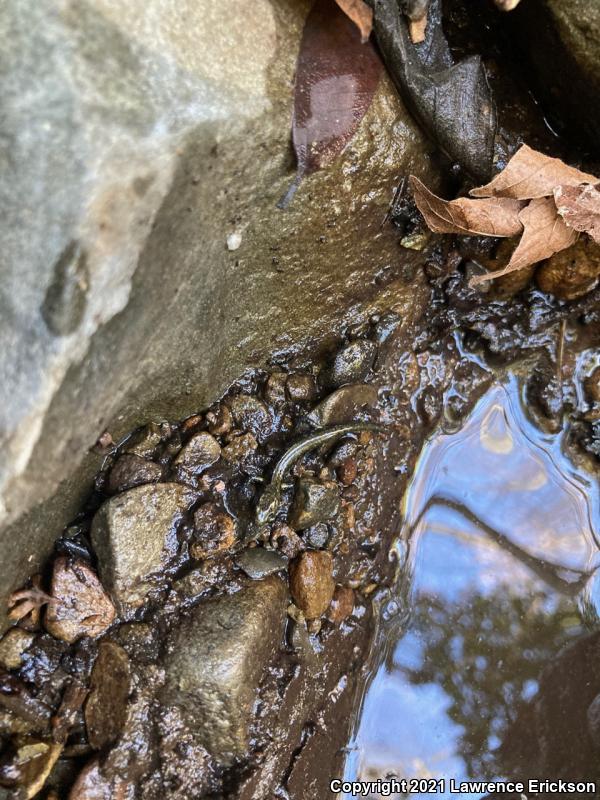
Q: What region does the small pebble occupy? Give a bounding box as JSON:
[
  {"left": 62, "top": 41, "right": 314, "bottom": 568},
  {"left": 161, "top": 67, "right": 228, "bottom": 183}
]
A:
[
  {"left": 271, "top": 525, "right": 304, "bottom": 559},
  {"left": 107, "top": 454, "right": 162, "bottom": 494},
  {"left": 336, "top": 457, "right": 358, "bottom": 486},
  {"left": 227, "top": 395, "right": 272, "bottom": 442},
  {"left": 235, "top": 548, "right": 288, "bottom": 580},
  {"left": 289, "top": 478, "right": 340, "bottom": 530},
  {"left": 173, "top": 431, "right": 221, "bottom": 474},
  {"left": 222, "top": 432, "right": 258, "bottom": 463},
  {"left": 289, "top": 551, "right": 335, "bottom": 619},
  {"left": 286, "top": 373, "right": 317, "bottom": 403},
  {"left": 327, "top": 586, "right": 355, "bottom": 625},
  {"left": 307, "top": 384, "right": 378, "bottom": 426},
  {"left": 328, "top": 440, "right": 359, "bottom": 467},
  {"left": 44, "top": 558, "right": 115, "bottom": 644},
  {"left": 536, "top": 238, "right": 600, "bottom": 300},
  {"left": 227, "top": 231, "right": 242, "bottom": 251},
  {"left": 0, "top": 628, "right": 34, "bottom": 670},
  {"left": 303, "top": 523, "right": 329, "bottom": 549},
  {"left": 124, "top": 422, "right": 167, "bottom": 458},
  {"left": 265, "top": 372, "right": 288, "bottom": 405},
  {"left": 190, "top": 503, "right": 237, "bottom": 559},
  {"left": 206, "top": 404, "right": 233, "bottom": 436},
  {"left": 323, "top": 340, "right": 377, "bottom": 389}
]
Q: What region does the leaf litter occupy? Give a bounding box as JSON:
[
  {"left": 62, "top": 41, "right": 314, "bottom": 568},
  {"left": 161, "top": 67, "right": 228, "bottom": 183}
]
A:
[{"left": 412, "top": 144, "right": 600, "bottom": 286}]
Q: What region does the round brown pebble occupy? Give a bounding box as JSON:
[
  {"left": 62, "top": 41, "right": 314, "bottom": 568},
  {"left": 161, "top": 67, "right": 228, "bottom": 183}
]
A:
[
  {"left": 190, "top": 503, "right": 236, "bottom": 560},
  {"left": 107, "top": 454, "right": 162, "bottom": 494},
  {"left": 289, "top": 551, "right": 335, "bottom": 620},
  {"left": 327, "top": 586, "right": 355, "bottom": 625},
  {"left": 585, "top": 367, "right": 600, "bottom": 403},
  {"left": 265, "top": 372, "right": 288, "bottom": 405},
  {"left": 336, "top": 457, "right": 358, "bottom": 486}
]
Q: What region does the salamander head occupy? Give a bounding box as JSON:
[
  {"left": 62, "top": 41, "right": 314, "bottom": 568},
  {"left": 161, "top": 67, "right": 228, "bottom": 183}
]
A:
[{"left": 255, "top": 484, "right": 281, "bottom": 526}]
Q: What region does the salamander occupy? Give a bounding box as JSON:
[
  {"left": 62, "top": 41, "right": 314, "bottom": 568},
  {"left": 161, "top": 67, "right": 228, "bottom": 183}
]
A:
[{"left": 255, "top": 422, "right": 389, "bottom": 526}]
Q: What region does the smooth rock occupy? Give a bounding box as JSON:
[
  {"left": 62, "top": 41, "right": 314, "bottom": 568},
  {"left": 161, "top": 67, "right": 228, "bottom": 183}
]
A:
[
  {"left": 536, "top": 239, "right": 600, "bottom": 300},
  {"left": 124, "top": 423, "right": 168, "bottom": 458},
  {"left": 173, "top": 432, "right": 221, "bottom": 474},
  {"left": 221, "top": 432, "right": 258, "bottom": 464},
  {"left": 44, "top": 557, "right": 115, "bottom": 643},
  {"left": 235, "top": 548, "right": 288, "bottom": 579},
  {"left": 91, "top": 484, "right": 195, "bottom": 611},
  {"left": 85, "top": 641, "right": 131, "bottom": 750},
  {"left": 0, "top": 628, "right": 34, "bottom": 670},
  {"left": 289, "top": 479, "right": 340, "bottom": 530},
  {"left": 307, "top": 384, "right": 379, "bottom": 426},
  {"left": 326, "top": 585, "right": 355, "bottom": 625},
  {"left": 323, "top": 340, "right": 377, "bottom": 389},
  {"left": 107, "top": 454, "right": 162, "bottom": 494},
  {"left": 289, "top": 551, "right": 335, "bottom": 620},
  {"left": 162, "top": 576, "right": 288, "bottom": 764}
]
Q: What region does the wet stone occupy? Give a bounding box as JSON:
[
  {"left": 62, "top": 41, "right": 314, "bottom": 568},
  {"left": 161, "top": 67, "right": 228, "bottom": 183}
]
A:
[
  {"left": 190, "top": 503, "right": 236, "bottom": 560},
  {"left": 536, "top": 238, "right": 600, "bottom": 300},
  {"left": 206, "top": 404, "right": 233, "bottom": 437},
  {"left": 337, "top": 457, "right": 358, "bottom": 486},
  {"left": 173, "top": 432, "right": 221, "bottom": 474},
  {"left": 373, "top": 310, "right": 402, "bottom": 343},
  {"left": 307, "top": 384, "right": 379, "bottom": 426},
  {"left": 227, "top": 395, "right": 272, "bottom": 442},
  {"left": 323, "top": 340, "right": 377, "bottom": 389},
  {"left": 328, "top": 439, "right": 359, "bottom": 467},
  {"left": 326, "top": 586, "right": 355, "bottom": 625},
  {"left": 84, "top": 641, "right": 130, "bottom": 750},
  {"left": 289, "top": 478, "right": 340, "bottom": 530},
  {"left": 0, "top": 740, "right": 62, "bottom": 798},
  {"left": 221, "top": 432, "right": 258, "bottom": 464},
  {"left": 303, "top": 523, "right": 329, "bottom": 549},
  {"left": 585, "top": 367, "right": 600, "bottom": 404},
  {"left": 265, "top": 372, "right": 288, "bottom": 405},
  {"left": 44, "top": 558, "right": 115, "bottom": 644},
  {"left": 124, "top": 422, "right": 168, "bottom": 458},
  {"left": 107, "top": 454, "right": 162, "bottom": 495},
  {"left": 289, "top": 551, "right": 335, "bottom": 620},
  {"left": 286, "top": 373, "right": 317, "bottom": 403},
  {"left": 91, "top": 484, "right": 195, "bottom": 612},
  {"left": 271, "top": 524, "right": 304, "bottom": 559},
  {"left": 235, "top": 548, "right": 288, "bottom": 580},
  {"left": 161, "top": 576, "right": 288, "bottom": 765},
  {"left": 0, "top": 629, "right": 34, "bottom": 671}
]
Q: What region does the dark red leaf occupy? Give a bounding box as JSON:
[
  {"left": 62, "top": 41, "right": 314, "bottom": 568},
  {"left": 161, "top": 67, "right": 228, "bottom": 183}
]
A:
[{"left": 279, "top": 0, "right": 382, "bottom": 208}]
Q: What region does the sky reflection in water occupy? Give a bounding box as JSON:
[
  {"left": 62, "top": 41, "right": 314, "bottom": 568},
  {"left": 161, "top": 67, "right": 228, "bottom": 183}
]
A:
[{"left": 344, "top": 377, "right": 600, "bottom": 799}]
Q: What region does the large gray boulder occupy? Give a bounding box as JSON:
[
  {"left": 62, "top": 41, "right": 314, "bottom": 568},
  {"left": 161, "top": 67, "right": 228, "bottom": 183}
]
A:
[{"left": 0, "top": 0, "right": 436, "bottom": 626}]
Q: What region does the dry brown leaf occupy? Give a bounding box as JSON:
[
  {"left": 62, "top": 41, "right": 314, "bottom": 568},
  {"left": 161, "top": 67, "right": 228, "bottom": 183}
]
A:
[
  {"left": 470, "top": 144, "right": 598, "bottom": 200},
  {"left": 554, "top": 183, "right": 600, "bottom": 245},
  {"left": 470, "top": 197, "right": 579, "bottom": 286},
  {"left": 334, "top": 0, "right": 373, "bottom": 42},
  {"left": 410, "top": 176, "right": 525, "bottom": 236}
]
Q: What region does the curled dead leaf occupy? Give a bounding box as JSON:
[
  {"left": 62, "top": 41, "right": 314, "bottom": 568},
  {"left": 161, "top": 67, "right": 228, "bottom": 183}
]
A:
[
  {"left": 470, "top": 197, "right": 578, "bottom": 286},
  {"left": 554, "top": 183, "right": 600, "bottom": 245},
  {"left": 470, "top": 144, "right": 598, "bottom": 200},
  {"left": 410, "top": 176, "right": 524, "bottom": 236},
  {"left": 334, "top": 0, "right": 373, "bottom": 41}
]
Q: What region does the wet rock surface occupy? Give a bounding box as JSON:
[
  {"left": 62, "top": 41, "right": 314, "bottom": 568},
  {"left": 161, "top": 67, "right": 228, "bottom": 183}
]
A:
[
  {"left": 91, "top": 484, "right": 195, "bottom": 612},
  {"left": 162, "top": 576, "right": 287, "bottom": 765}
]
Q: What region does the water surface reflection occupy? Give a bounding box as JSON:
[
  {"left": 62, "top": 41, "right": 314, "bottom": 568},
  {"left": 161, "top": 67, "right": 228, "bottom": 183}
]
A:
[{"left": 344, "top": 378, "right": 600, "bottom": 799}]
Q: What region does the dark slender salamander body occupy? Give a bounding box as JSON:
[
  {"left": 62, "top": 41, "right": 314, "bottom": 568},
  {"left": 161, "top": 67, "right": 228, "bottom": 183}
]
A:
[{"left": 255, "top": 422, "right": 389, "bottom": 525}]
